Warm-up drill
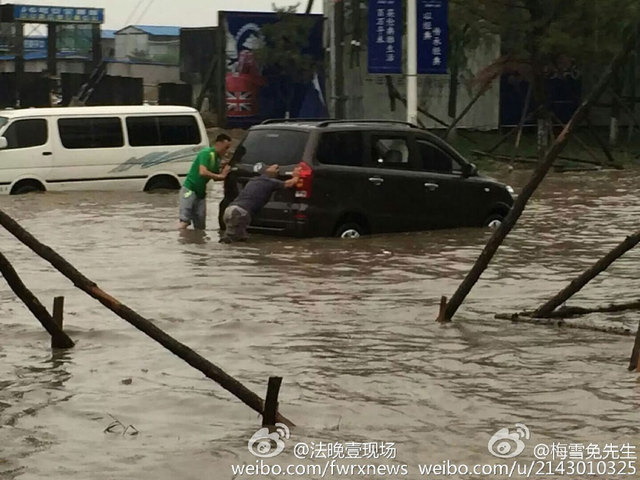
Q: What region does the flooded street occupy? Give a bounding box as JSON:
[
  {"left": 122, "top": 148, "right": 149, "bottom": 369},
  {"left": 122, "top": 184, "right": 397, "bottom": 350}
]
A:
[{"left": 1, "top": 169, "right": 639, "bottom": 479}]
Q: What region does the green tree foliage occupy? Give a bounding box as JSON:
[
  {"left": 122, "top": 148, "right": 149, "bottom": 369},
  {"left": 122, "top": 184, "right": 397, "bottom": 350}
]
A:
[{"left": 450, "top": 0, "right": 639, "bottom": 76}]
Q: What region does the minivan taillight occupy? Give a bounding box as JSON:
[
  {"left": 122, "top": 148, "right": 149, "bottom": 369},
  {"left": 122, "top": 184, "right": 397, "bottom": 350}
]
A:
[{"left": 295, "top": 161, "right": 313, "bottom": 199}]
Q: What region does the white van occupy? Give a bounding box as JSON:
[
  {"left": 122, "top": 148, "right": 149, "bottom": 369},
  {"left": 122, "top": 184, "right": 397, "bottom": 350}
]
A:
[{"left": 0, "top": 105, "right": 209, "bottom": 195}]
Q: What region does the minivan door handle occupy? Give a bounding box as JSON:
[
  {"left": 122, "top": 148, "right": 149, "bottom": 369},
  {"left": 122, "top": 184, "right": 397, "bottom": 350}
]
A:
[
  {"left": 368, "top": 177, "right": 384, "bottom": 185},
  {"left": 42, "top": 152, "right": 52, "bottom": 156},
  {"left": 424, "top": 182, "right": 439, "bottom": 191}
]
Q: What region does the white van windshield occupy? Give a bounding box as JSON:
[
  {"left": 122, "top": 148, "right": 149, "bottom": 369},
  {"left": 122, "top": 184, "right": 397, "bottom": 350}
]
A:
[{"left": 0, "top": 117, "right": 8, "bottom": 130}]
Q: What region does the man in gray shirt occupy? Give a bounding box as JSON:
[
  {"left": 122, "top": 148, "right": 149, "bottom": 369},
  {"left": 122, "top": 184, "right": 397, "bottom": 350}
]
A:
[{"left": 220, "top": 164, "right": 300, "bottom": 243}]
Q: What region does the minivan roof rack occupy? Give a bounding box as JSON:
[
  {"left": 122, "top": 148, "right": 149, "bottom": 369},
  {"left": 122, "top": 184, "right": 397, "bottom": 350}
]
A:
[
  {"left": 260, "top": 118, "right": 333, "bottom": 125},
  {"left": 316, "top": 119, "right": 421, "bottom": 128}
]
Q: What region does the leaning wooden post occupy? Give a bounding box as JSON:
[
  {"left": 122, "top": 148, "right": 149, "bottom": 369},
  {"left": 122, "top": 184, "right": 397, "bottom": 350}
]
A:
[
  {"left": 438, "top": 28, "right": 639, "bottom": 322},
  {"left": 51, "top": 296, "right": 66, "bottom": 348},
  {"left": 628, "top": 320, "right": 640, "bottom": 371},
  {"left": 262, "top": 376, "right": 283, "bottom": 428},
  {"left": 0, "top": 252, "right": 74, "bottom": 348},
  {"left": 0, "top": 209, "right": 294, "bottom": 427},
  {"left": 533, "top": 230, "right": 640, "bottom": 318}
]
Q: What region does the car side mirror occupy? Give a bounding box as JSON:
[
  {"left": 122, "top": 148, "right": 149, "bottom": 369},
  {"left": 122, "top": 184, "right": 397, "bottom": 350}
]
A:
[
  {"left": 0, "top": 137, "right": 7, "bottom": 150},
  {"left": 462, "top": 162, "right": 477, "bottom": 178}
]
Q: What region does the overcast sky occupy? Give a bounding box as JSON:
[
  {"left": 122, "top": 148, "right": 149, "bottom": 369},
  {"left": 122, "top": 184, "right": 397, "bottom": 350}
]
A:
[{"left": 7, "top": 0, "right": 323, "bottom": 30}]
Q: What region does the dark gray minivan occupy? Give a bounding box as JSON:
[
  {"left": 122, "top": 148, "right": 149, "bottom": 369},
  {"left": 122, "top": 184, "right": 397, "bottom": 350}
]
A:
[{"left": 225, "top": 120, "right": 514, "bottom": 238}]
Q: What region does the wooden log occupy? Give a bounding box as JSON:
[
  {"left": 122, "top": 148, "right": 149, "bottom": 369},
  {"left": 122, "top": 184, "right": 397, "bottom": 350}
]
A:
[
  {"left": 262, "top": 376, "right": 282, "bottom": 428},
  {"left": 0, "top": 251, "right": 74, "bottom": 348},
  {"left": 586, "top": 116, "right": 619, "bottom": 167},
  {"left": 500, "top": 299, "right": 640, "bottom": 320},
  {"left": 435, "top": 296, "right": 448, "bottom": 323},
  {"left": 533, "top": 230, "right": 640, "bottom": 318},
  {"left": 439, "top": 29, "right": 639, "bottom": 322},
  {"left": 514, "top": 83, "right": 533, "bottom": 150},
  {"left": 629, "top": 321, "right": 640, "bottom": 371},
  {"left": 51, "top": 296, "right": 67, "bottom": 349},
  {"left": 494, "top": 312, "right": 633, "bottom": 336},
  {"left": 0, "top": 209, "right": 294, "bottom": 427}
]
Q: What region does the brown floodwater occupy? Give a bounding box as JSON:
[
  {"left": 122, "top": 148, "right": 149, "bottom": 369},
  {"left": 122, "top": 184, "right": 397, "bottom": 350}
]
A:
[{"left": 1, "top": 168, "right": 639, "bottom": 479}]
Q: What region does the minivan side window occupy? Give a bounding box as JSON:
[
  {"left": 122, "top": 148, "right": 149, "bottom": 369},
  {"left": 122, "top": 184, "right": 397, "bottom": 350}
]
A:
[
  {"left": 417, "top": 140, "right": 461, "bottom": 174},
  {"left": 126, "top": 115, "right": 200, "bottom": 146},
  {"left": 58, "top": 117, "right": 124, "bottom": 149},
  {"left": 3, "top": 119, "right": 48, "bottom": 149},
  {"left": 316, "top": 131, "right": 363, "bottom": 167},
  {"left": 371, "top": 136, "right": 410, "bottom": 168}
]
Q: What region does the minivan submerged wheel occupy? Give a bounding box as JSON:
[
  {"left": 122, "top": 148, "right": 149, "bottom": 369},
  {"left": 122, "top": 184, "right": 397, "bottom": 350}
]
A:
[
  {"left": 145, "top": 175, "right": 179, "bottom": 192},
  {"left": 11, "top": 180, "right": 44, "bottom": 195},
  {"left": 335, "top": 222, "right": 364, "bottom": 239},
  {"left": 484, "top": 213, "right": 505, "bottom": 229}
]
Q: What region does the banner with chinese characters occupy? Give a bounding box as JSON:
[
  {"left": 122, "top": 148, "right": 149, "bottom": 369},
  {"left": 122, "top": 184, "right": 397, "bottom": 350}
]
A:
[
  {"left": 417, "top": 0, "right": 448, "bottom": 74},
  {"left": 12, "top": 5, "right": 104, "bottom": 24},
  {"left": 367, "top": 0, "right": 402, "bottom": 74}
]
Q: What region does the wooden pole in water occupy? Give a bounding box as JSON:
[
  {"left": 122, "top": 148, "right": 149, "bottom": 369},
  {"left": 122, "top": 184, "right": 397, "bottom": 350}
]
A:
[
  {"left": 0, "top": 209, "right": 294, "bottom": 427},
  {"left": 0, "top": 252, "right": 74, "bottom": 348},
  {"left": 438, "top": 28, "right": 639, "bottom": 322},
  {"left": 533, "top": 230, "right": 640, "bottom": 318},
  {"left": 628, "top": 320, "right": 640, "bottom": 371},
  {"left": 262, "top": 376, "right": 283, "bottom": 428},
  {"left": 51, "top": 296, "right": 66, "bottom": 349}
]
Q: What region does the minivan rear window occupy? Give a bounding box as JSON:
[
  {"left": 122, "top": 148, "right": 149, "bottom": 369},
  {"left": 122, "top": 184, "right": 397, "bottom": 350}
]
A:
[{"left": 233, "top": 129, "right": 308, "bottom": 166}]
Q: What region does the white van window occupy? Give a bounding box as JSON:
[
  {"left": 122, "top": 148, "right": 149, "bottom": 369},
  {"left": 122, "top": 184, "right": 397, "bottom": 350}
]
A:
[
  {"left": 126, "top": 115, "right": 200, "bottom": 146},
  {"left": 3, "top": 119, "right": 48, "bottom": 149},
  {"left": 58, "top": 117, "right": 124, "bottom": 149}
]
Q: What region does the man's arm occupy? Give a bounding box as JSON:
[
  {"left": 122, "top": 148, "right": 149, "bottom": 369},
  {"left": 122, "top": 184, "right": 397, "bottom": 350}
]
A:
[
  {"left": 283, "top": 166, "right": 301, "bottom": 188},
  {"left": 199, "top": 164, "right": 230, "bottom": 181}
]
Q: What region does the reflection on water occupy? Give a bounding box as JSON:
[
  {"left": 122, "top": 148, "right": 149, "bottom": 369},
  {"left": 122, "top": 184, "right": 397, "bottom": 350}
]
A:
[{"left": 0, "top": 170, "right": 639, "bottom": 479}]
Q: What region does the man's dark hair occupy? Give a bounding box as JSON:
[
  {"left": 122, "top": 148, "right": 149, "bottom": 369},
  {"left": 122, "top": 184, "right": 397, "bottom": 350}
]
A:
[{"left": 215, "top": 133, "right": 231, "bottom": 143}]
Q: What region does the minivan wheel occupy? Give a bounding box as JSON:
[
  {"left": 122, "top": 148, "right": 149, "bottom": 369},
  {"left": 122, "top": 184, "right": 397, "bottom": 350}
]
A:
[
  {"left": 12, "top": 181, "right": 44, "bottom": 195},
  {"left": 145, "top": 176, "right": 179, "bottom": 192},
  {"left": 484, "top": 213, "right": 505, "bottom": 229},
  {"left": 335, "top": 222, "right": 364, "bottom": 239}
]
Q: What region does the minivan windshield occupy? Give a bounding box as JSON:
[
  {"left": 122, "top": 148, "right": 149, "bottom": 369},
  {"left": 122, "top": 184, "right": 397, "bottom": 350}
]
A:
[
  {"left": 233, "top": 129, "right": 308, "bottom": 166},
  {"left": 0, "top": 117, "right": 8, "bottom": 131}
]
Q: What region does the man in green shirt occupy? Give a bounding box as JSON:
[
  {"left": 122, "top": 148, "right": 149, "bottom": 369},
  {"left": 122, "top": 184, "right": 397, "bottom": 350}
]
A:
[{"left": 178, "top": 133, "right": 232, "bottom": 230}]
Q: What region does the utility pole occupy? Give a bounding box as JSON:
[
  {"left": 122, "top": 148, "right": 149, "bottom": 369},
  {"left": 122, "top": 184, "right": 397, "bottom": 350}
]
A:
[
  {"left": 334, "top": 0, "right": 345, "bottom": 118},
  {"left": 406, "top": 0, "right": 417, "bottom": 123}
]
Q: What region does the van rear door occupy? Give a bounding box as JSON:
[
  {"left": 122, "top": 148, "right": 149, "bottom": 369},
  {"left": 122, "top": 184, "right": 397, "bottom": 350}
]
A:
[{"left": 230, "top": 128, "right": 309, "bottom": 231}]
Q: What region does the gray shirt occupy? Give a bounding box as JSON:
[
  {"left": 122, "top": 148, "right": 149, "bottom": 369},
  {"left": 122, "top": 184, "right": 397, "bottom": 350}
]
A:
[{"left": 230, "top": 175, "right": 285, "bottom": 216}]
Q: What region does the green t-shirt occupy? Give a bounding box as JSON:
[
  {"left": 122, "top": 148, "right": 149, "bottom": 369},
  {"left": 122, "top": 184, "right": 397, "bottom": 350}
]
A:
[{"left": 183, "top": 147, "right": 222, "bottom": 198}]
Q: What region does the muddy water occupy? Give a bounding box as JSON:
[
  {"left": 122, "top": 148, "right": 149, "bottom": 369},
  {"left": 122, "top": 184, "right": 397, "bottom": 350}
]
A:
[{"left": 0, "top": 169, "right": 639, "bottom": 480}]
